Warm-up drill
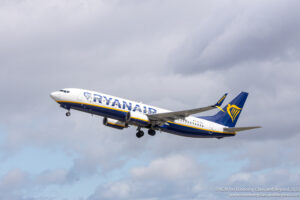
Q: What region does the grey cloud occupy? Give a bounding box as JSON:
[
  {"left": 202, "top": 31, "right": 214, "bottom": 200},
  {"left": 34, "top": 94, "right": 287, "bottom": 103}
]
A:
[
  {"left": 171, "top": 0, "right": 300, "bottom": 73},
  {"left": 235, "top": 133, "right": 300, "bottom": 172},
  {"left": 0, "top": 169, "right": 33, "bottom": 200},
  {"left": 229, "top": 169, "right": 300, "bottom": 187},
  {"left": 89, "top": 154, "right": 207, "bottom": 200},
  {"left": 88, "top": 146, "right": 300, "bottom": 200},
  {"left": 130, "top": 154, "right": 200, "bottom": 181},
  {"left": 0, "top": 168, "right": 71, "bottom": 200},
  {"left": 35, "top": 169, "right": 68, "bottom": 185}
]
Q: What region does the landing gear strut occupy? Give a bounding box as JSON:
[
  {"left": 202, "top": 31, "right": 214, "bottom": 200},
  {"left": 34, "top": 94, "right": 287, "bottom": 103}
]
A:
[
  {"left": 66, "top": 111, "right": 71, "bottom": 117},
  {"left": 148, "top": 129, "right": 156, "bottom": 136}
]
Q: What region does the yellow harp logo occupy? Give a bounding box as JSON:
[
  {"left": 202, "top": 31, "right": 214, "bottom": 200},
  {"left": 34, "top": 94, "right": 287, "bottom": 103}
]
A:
[{"left": 227, "top": 104, "right": 241, "bottom": 122}]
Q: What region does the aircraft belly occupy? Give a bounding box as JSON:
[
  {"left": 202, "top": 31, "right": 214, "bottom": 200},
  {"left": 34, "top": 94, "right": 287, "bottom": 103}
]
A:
[
  {"left": 160, "top": 123, "right": 209, "bottom": 137},
  {"left": 161, "top": 123, "right": 233, "bottom": 138}
]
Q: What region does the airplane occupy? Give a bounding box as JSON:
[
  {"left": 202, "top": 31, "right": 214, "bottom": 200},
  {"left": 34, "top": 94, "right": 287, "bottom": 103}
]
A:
[{"left": 50, "top": 88, "right": 260, "bottom": 139}]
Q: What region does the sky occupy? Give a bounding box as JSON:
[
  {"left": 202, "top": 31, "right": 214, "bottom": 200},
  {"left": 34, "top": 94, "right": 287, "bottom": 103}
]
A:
[{"left": 1, "top": 0, "right": 300, "bottom": 199}]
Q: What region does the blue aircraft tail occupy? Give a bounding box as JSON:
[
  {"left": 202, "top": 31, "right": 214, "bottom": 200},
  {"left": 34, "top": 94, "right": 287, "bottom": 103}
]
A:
[{"left": 200, "top": 92, "right": 248, "bottom": 127}]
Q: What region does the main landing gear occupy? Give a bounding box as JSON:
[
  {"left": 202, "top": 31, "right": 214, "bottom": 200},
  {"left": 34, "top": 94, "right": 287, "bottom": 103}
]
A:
[
  {"left": 66, "top": 111, "right": 71, "bottom": 117},
  {"left": 148, "top": 129, "right": 156, "bottom": 136},
  {"left": 136, "top": 128, "right": 156, "bottom": 138},
  {"left": 136, "top": 130, "right": 144, "bottom": 138}
]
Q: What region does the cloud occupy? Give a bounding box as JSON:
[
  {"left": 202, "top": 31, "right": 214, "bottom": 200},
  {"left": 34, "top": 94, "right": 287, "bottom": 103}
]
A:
[
  {"left": 228, "top": 169, "right": 300, "bottom": 187},
  {"left": 234, "top": 133, "right": 300, "bottom": 172},
  {"left": 171, "top": 0, "right": 300, "bottom": 73},
  {"left": 0, "top": 169, "right": 31, "bottom": 200},
  {"left": 0, "top": 169, "right": 27, "bottom": 189},
  {"left": 131, "top": 154, "right": 200, "bottom": 180},
  {"left": 35, "top": 169, "right": 68, "bottom": 185},
  {"left": 89, "top": 154, "right": 206, "bottom": 200},
  {"left": 0, "top": 168, "right": 67, "bottom": 200},
  {"left": 229, "top": 172, "right": 251, "bottom": 183}
]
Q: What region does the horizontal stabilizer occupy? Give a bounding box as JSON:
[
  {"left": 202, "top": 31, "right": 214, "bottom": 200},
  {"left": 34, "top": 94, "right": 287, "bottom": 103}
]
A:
[{"left": 224, "top": 126, "right": 261, "bottom": 132}]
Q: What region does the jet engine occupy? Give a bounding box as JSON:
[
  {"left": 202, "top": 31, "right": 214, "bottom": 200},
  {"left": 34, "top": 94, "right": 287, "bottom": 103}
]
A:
[{"left": 103, "top": 117, "right": 128, "bottom": 130}]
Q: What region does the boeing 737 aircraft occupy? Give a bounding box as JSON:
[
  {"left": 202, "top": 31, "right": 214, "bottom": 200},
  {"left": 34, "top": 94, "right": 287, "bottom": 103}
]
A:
[{"left": 50, "top": 88, "right": 260, "bottom": 138}]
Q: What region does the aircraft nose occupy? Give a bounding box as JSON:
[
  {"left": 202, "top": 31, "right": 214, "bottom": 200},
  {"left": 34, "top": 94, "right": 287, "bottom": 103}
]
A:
[{"left": 50, "top": 91, "right": 59, "bottom": 101}]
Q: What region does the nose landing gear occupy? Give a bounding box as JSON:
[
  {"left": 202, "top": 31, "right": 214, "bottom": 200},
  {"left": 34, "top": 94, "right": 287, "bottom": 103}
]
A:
[{"left": 66, "top": 111, "right": 71, "bottom": 117}]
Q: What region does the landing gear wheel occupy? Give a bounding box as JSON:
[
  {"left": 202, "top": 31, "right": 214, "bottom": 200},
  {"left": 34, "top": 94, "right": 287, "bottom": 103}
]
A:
[
  {"left": 148, "top": 129, "right": 156, "bottom": 136},
  {"left": 66, "top": 111, "right": 71, "bottom": 117},
  {"left": 136, "top": 130, "right": 144, "bottom": 138}
]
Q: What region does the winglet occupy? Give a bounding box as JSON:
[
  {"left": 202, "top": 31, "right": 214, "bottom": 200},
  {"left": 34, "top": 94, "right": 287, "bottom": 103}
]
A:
[{"left": 215, "top": 93, "right": 228, "bottom": 107}]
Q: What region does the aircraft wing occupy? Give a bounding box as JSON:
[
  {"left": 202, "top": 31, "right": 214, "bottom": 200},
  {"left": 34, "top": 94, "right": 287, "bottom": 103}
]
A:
[{"left": 147, "top": 93, "right": 227, "bottom": 122}]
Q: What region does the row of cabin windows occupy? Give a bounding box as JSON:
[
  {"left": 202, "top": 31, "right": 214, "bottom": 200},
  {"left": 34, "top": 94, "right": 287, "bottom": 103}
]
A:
[{"left": 178, "top": 119, "right": 204, "bottom": 127}]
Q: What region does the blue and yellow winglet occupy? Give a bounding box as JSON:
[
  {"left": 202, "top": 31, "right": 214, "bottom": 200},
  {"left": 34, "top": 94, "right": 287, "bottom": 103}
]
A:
[{"left": 214, "top": 93, "right": 228, "bottom": 112}]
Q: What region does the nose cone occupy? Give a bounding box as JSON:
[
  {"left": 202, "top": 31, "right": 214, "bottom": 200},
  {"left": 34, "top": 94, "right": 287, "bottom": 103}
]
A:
[{"left": 50, "top": 91, "right": 59, "bottom": 101}]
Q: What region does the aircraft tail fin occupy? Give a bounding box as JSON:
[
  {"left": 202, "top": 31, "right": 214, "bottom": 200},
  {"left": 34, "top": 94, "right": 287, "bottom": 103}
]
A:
[{"left": 200, "top": 92, "right": 248, "bottom": 127}]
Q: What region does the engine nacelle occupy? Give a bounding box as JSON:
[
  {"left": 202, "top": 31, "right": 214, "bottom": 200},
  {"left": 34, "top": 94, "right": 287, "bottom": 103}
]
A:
[
  {"left": 127, "top": 111, "right": 150, "bottom": 127},
  {"left": 103, "top": 117, "right": 128, "bottom": 130}
]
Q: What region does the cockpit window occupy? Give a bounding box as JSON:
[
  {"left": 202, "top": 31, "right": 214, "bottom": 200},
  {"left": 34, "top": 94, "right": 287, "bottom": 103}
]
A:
[{"left": 59, "top": 89, "right": 70, "bottom": 93}]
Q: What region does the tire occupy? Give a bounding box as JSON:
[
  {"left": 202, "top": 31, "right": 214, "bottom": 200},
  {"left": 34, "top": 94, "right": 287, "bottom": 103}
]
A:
[
  {"left": 136, "top": 130, "right": 144, "bottom": 138},
  {"left": 148, "top": 129, "right": 156, "bottom": 136}
]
